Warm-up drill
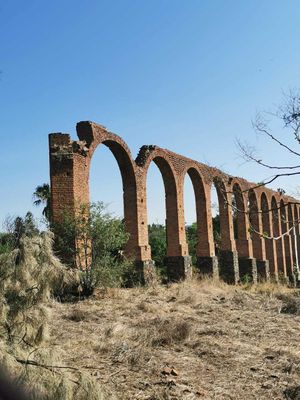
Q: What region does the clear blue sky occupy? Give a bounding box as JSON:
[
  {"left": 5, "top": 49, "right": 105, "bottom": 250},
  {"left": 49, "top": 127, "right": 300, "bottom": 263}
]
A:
[{"left": 1, "top": 0, "right": 300, "bottom": 227}]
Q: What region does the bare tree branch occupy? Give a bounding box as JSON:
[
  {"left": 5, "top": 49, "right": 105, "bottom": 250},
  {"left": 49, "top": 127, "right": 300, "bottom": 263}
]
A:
[
  {"left": 236, "top": 139, "right": 300, "bottom": 170},
  {"left": 253, "top": 114, "right": 300, "bottom": 157}
]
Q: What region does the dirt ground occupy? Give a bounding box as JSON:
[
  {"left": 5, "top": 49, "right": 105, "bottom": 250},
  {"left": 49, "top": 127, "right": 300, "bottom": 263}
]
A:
[{"left": 49, "top": 279, "right": 300, "bottom": 400}]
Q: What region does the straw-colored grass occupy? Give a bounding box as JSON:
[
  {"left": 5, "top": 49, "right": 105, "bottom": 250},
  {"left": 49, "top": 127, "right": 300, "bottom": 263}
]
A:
[
  {"left": 0, "top": 233, "right": 115, "bottom": 399},
  {"left": 49, "top": 277, "right": 300, "bottom": 399}
]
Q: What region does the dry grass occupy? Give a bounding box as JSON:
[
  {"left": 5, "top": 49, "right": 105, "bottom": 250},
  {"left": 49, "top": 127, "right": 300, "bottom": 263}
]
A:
[{"left": 49, "top": 278, "right": 300, "bottom": 399}]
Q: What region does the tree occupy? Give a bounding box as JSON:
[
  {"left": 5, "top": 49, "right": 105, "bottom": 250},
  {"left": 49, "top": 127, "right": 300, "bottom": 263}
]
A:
[
  {"left": 53, "top": 202, "right": 135, "bottom": 291},
  {"left": 186, "top": 223, "right": 197, "bottom": 265},
  {"left": 33, "top": 183, "right": 51, "bottom": 222},
  {"left": 216, "top": 90, "right": 300, "bottom": 243},
  {"left": 0, "top": 212, "right": 39, "bottom": 255},
  {"left": 237, "top": 89, "right": 300, "bottom": 191},
  {"left": 148, "top": 223, "right": 167, "bottom": 268}
]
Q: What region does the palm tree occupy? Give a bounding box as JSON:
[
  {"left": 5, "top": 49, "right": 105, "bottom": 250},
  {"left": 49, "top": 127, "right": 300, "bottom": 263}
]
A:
[{"left": 33, "top": 183, "right": 51, "bottom": 222}]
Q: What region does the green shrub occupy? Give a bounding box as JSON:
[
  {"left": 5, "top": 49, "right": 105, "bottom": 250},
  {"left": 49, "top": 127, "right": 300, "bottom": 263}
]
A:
[{"left": 53, "top": 202, "right": 136, "bottom": 291}]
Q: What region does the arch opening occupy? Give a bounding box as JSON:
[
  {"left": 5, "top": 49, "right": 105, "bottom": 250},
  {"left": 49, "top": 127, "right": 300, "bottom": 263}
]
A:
[
  {"left": 183, "top": 168, "right": 209, "bottom": 266},
  {"left": 293, "top": 205, "right": 300, "bottom": 275},
  {"left": 184, "top": 170, "right": 198, "bottom": 266},
  {"left": 211, "top": 181, "right": 221, "bottom": 255},
  {"left": 146, "top": 160, "right": 167, "bottom": 272},
  {"left": 89, "top": 140, "right": 138, "bottom": 258},
  {"left": 272, "top": 196, "right": 285, "bottom": 276},
  {"left": 280, "top": 199, "right": 292, "bottom": 278},
  {"left": 232, "top": 183, "right": 245, "bottom": 241},
  {"left": 261, "top": 193, "right": 276, "bottom": 276},
  {"left": 212, "top": 177, "right": 234, "bottom": 253},
  {"left": 249, "top": 190, "right": 262, "bottom": 259}
]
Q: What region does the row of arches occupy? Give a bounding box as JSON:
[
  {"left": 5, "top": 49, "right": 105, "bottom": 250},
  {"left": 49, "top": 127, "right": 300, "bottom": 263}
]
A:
[{"left": 49, "top": 121, "right": 300, "bottom": 285}]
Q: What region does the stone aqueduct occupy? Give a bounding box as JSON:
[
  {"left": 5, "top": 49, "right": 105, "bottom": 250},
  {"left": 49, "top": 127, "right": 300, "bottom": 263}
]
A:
[{"left": 49, "top": 121, "right": 300, "bottom": 284}]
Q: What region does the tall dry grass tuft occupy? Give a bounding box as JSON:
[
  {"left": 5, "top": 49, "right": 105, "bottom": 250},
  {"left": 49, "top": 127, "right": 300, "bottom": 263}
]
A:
[{"left": 0, "top": 232, "right": 115, "bottom": 399}]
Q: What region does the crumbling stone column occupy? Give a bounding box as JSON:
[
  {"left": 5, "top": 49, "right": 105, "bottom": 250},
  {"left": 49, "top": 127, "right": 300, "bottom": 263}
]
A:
[
  {"left": 292, "top": 205, "right": 300, "bottom": 284},
  {"left": 164, "top": 181, "right": 192, "bottom": 281},
  {"left": 233, "top": 184, "right": 257, "bottom": 283},
  {"left": 261, "top": 193, "right": 278, "bottom": 281},
  {"left": 214, "top": 179, "right": 239, "bottom": 284},
  {"left": 272, "top": 197, "right": 286, "bottom": 281},
  {"left": 249, "top": 190, "right": 269, "bottom": 281},
  {"left": 185, "top": 170, "right": 219, "bottom": 279},
  {"left": 286, "top": 204, "right": 297, "bottom": 286}
]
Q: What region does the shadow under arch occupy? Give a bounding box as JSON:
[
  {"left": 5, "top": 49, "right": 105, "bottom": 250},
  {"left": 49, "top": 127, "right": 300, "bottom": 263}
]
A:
[
  {"left": 271, "top": 196, "right": 285, "bottom": 277},
  {"left": 211, "top": 176, "right": 239, "bottom": 284},
  {"left": 293, "top": 204, "right": 300, "bottom": 274},
  {"left": 249, "top": 189, "right": 270, "bottom": 280},
  {"left": 249, "top": 189, "right": 264, "bottom": 259},
  {"left": 261, "top": 192, "right": 277, "bottom": 277},
  {"left": 212, "top": 176, "right": 234, "bottom": 252},
  {"left": 232, "top": 182, "right": 247, "bottom": 251},
  {"left": 280, "top": 199, "right": 293, "bottom": 279}
]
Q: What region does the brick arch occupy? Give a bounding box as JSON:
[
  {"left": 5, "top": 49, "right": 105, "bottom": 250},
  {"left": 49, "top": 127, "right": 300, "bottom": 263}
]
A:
[
  {"left": 232, "top": 182, "right": 249, "bottom": 252},
  {"left": 141, "top": 151, "right": 191, "bottom": 279},
  {"left": 49, "top": 120, "right": 300, "bottom": 282},
  {"left": 209, "top": 176, "right": 239, "bottom": 283},
  {"left": 211, "top": 176, "right": 235, "bottom": 252},
  {"left": 50, "top": 122, "right": 143, "bottom": 261},
  {"left": 293, "top": 204, "right": 300, "bottom": 274},
  {"left": 271, "top": 195, "right": 285, "bottom": 276},
  {"left": 147, "top": 155, "right": 182, "bottom": 256},
  {"left": 77, "top": 122, "right": 140, "bottom": 258},
  {"left": 261, "top": 192, "right": 277, "bottom": 277},
  {"left": 287, "top": 203, "right": 297, "bottom": 281},
  {"left": 280, "top": 199, "right": 293, "bottom": 279},
  {"left": 185, "top": 167, "right": 213, "bottom": 254},
  {"left": 249, "top": 189, "right": 266, "bottom": 260}
]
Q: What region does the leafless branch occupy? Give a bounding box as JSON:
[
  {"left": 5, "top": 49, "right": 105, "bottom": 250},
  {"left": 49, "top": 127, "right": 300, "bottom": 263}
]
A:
[
  {"left": 253, "top": 113, "right": 300, "bottom": 157},
  {"left": 236, "top": 139, "right": 300, "bottom": 170}
]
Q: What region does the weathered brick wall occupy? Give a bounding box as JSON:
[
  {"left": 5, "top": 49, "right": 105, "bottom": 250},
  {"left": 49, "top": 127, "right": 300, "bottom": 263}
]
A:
[{"left": 49, "top": 121, "right": 300, "bottom": 283}]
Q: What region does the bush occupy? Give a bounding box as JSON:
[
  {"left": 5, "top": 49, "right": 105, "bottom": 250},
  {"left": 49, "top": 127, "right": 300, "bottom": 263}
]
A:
[
  {"left": 0, "top": 212, "right": 39, "bottom": 255},
  {"left": 53, "top": 202, "right": 136, "bottom": 292}
]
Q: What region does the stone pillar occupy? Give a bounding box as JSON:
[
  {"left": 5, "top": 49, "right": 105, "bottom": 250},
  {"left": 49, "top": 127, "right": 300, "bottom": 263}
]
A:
[
  {"left": 234, "top": 185, "right": 257, "bottom": 283},
  {"left": 49, "top": 133, "right": 89, "bottom": 266},
  {"left": 261, "top": 193, "right": 278, "bottom": 281},
  {"left": 271, "top": 197, "right": 286, "bottom": 281},
  {"left": 215, "top": 180, "right": 239, "bottom": 284},
  {"left": 189, "top": 177, "right": 219, "bottom": 279},
  {"left": 249, "top": 190, "right": 269, "bottom": 281},
  {"left": 293, "top": 205, "right": 300, "bottom": 284},
  {"left": 286, "top": 204, "right": 297, "bottom": 286},
  {"left": 165, "top": 180, "right": 192, "bottom": 281}
]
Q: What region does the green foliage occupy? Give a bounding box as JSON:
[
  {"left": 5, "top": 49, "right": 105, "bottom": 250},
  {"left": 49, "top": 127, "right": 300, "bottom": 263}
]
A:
[
  {"left": 240, "top": 273, "right": 252, "bottom": 285},
  {"left": 148, "top": 216, "right": 221, "bottom": 270},
  {"left": 0, "top": 232, "right": 14, "bottom": 254},
  {"left": 53, "top": 202, "right": 135, "bottom": 291},
  {"left": 186, "top": 223, "right": 197, "bottom": 265},
  {"left": 33, "top": 183, "right": 51, "bottom": 222},
  {"left": 212, "top": 214, "right": 221, "bottom": 251},
  {"left": 0, "top": 212, "right": 40, "bottom": 255},
  {"left": 148, "top": 223, "right": 167, "bottom": 268}
]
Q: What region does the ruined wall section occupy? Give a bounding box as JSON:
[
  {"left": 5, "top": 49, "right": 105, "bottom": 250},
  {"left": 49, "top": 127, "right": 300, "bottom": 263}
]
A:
[{"left": 49, "top": 121, "right": 300, "bottom": 283}]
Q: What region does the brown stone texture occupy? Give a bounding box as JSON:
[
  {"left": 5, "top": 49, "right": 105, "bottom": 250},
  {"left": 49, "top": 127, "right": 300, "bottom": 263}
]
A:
[{"left": 49, "top": 121, "right": 300, "bottom": 283}]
